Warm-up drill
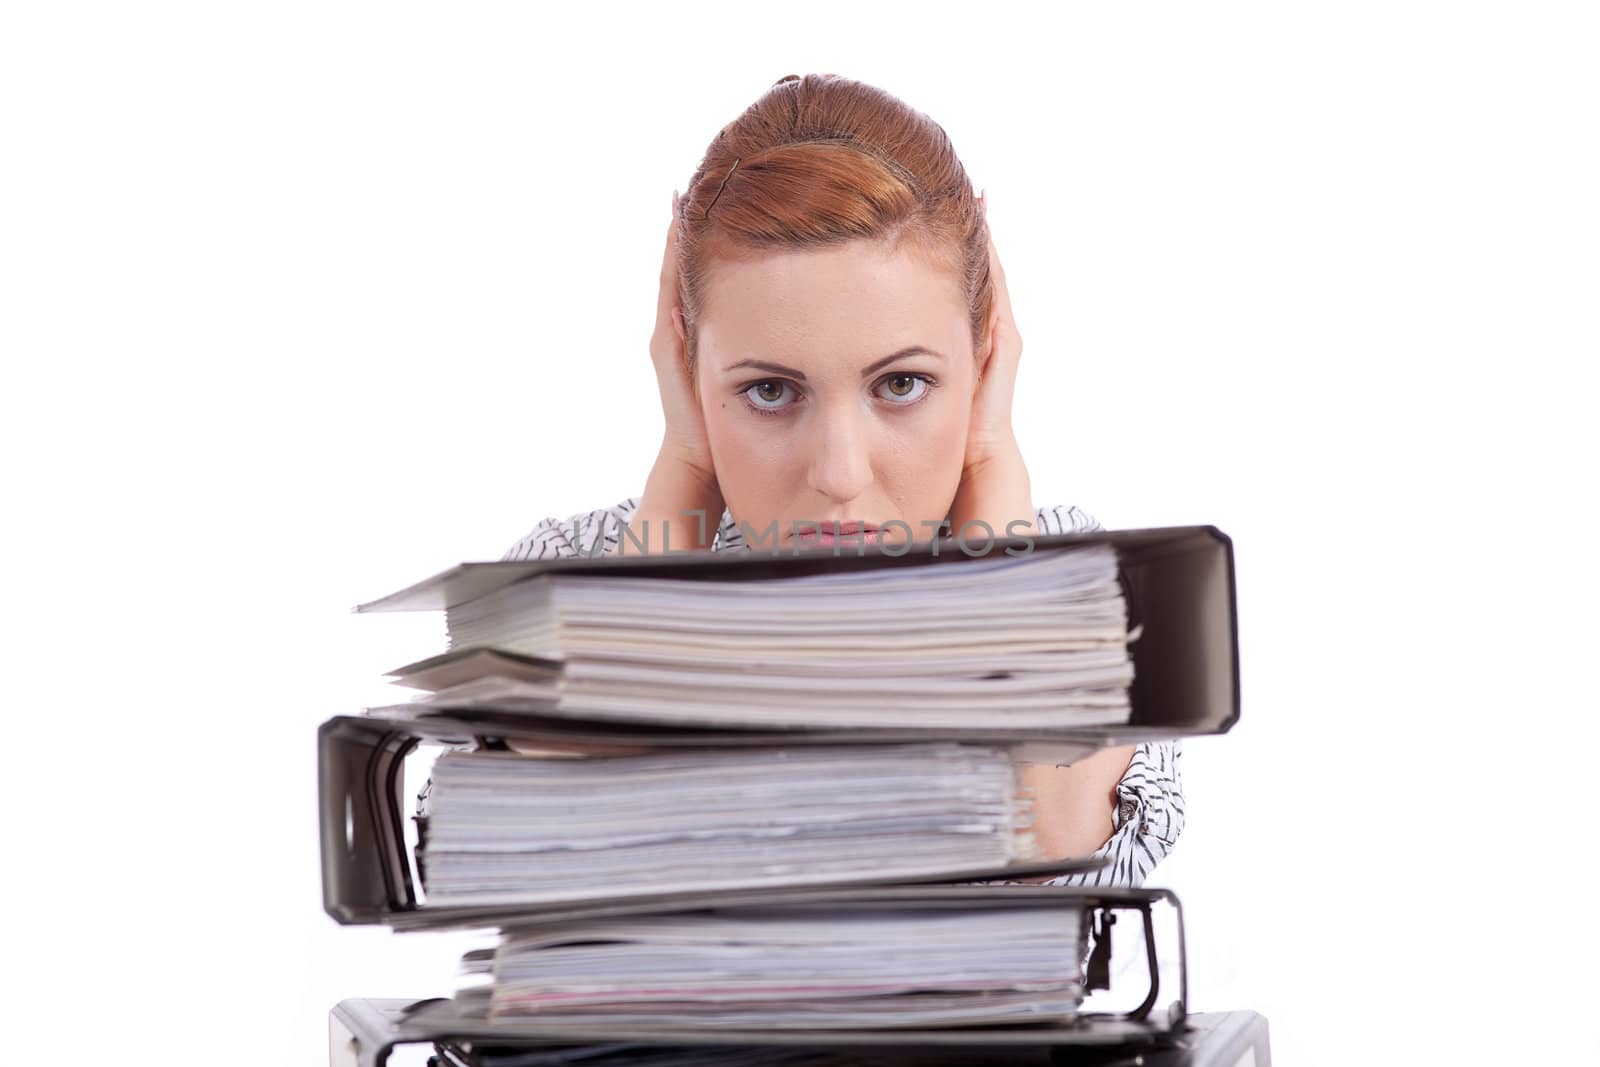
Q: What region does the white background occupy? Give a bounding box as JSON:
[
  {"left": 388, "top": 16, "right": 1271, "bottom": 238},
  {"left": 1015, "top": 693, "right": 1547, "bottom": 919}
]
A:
[{"left": 4, "top": 3, "right": 1596, "bottom": 1064}]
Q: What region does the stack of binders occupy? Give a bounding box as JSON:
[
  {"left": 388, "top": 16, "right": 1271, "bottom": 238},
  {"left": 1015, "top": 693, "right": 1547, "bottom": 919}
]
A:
[{"left": 320, "top": 524, "right": 1268, "bottom": 1065}]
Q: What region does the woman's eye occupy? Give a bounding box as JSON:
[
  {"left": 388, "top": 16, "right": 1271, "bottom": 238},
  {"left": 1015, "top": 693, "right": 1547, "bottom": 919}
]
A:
[
  {"left": 743, "top": 380, "right": 796, "bottom": 413},
  {"left": 742, "top": 374, "right": 932, "bottom": 416},
  {"left": 877, "top": 373, "right": 931, "bottom": 405}
]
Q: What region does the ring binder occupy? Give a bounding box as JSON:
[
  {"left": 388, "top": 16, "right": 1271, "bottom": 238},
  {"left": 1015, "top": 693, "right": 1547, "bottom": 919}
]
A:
[
  {"left": 328, "top": 888, "right": 1203, "bottom": 1065},
  {"left": 350, "top": 525, "right": 1240, "bottom": 745},
  {"left": 321, "top": 712, "right": 1137, "bottom": 927}
]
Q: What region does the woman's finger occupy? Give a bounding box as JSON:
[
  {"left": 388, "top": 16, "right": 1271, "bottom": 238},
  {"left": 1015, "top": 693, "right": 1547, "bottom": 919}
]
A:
[
  {"left": 986, "top": 228, "right": 1022, "bottom": 365},
  {"left": 655, "top": 201, "right": 680, "bottom": 331},
  {"left": 646, "top": 191, "right": 715, "bottom": 478},
  {"left": 987, "top": 230, "right": 1014, "bottom": 331}
]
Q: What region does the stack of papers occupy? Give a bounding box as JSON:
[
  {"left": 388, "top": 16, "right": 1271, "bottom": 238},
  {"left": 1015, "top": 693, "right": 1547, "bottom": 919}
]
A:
[
  {"left": 455, "top": 904, "right": 1086, "bottom": 1028},
  {"left": 384, "top": 543, "right": 1136, "bottom": 731},
  {"left": 420, "top": 743, "right": 1038, "bottom": 906}
]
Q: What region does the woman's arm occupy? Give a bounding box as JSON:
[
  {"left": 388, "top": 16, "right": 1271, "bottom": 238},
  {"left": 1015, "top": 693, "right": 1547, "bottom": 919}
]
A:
[
  {"left": 947, "top": 495, "right": 1138, "bottom": 872},
  {"left": 1017, "top": 745, "right": 1138, "bottom": 865},
  {"left": 617, "top": 195, "right": 725, "bottom": 556},
  {"left": 621, "top": 445, "right": 724, "bottom": 555}
]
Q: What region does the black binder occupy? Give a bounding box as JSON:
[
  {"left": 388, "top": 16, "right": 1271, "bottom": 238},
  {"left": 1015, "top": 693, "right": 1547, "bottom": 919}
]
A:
[
  {"left": 349, "top": 524, "right": 1240, "bottom": 749},
  {"left": 327, "top": 885, "right": 1204, "bottom": 1064}
]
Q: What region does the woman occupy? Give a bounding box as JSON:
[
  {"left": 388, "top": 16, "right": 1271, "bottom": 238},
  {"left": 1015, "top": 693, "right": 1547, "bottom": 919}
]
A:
[{"left": 436, "top": 74, "right": 1183, "bottom": 888}]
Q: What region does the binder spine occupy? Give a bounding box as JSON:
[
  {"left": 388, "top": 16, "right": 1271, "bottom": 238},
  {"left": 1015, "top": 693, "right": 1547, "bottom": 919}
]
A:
[{"left": 319, "top": 717, "right": 421, "bottom": 923}]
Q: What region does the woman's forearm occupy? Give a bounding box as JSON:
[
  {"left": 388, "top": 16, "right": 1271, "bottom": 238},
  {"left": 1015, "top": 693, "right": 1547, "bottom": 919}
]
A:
[
  {"left": 1013, "top": 745, "right": 1138, "bottom": 877},
  {"left": 947, "top": 433, "right": 1036, "bottom": 543},
  {"left": 619, "top": 447, "right": 725, "bottom": 555},
  {"left": 948, "top": 436, "right": 1125, "bottom": 870}
]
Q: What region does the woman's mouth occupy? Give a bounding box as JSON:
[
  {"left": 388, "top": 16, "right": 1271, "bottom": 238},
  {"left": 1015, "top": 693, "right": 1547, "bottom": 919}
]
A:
[{"left": 793, "top": 520, "right": 882, "bottom": 545}]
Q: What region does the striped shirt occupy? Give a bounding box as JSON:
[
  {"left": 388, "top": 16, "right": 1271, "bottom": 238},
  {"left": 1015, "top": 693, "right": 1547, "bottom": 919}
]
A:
[{"left": 418, "top": 499, "right": 1185, "bottom": 889}]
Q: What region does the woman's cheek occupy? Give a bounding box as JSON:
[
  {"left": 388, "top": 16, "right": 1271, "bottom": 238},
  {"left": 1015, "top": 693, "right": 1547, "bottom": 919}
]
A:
[
  {"left": 709, "top": 404, "right": 792, "bottom": 482},
  {"left": 920, "top": 388, "right": 972, "bottom": 459},
  {"left": 712, "top": 402, "right": 766, "bottom": 453},
  {"left": 706, "top": 399, "right": 753, "bottom": 454}
]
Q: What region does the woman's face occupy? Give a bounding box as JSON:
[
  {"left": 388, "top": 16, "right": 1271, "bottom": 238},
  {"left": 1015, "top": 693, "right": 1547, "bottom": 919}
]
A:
[{"left": 693, "top": 238, "right": 978, "bottom": 549}]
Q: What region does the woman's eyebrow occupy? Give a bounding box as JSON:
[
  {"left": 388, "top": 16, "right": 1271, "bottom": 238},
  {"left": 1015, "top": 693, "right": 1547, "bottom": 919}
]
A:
[{"left": 723, "top": 346, "right": 945, "bottom": 382}]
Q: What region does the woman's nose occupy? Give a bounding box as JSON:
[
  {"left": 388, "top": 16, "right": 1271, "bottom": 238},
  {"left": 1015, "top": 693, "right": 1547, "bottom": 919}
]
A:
[{"left": 804, "top": 409, "right": 875, "bottom": 506}]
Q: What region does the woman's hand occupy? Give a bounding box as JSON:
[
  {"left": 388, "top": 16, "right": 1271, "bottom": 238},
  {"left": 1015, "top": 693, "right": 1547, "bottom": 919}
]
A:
[
  {"left": 650, "top": 194, "right": 719, "bottom": 488},
  {"left": 624, "top": 193, "right": 726, "bottom": 554},
  {"left": 966, "top": 198, "right": 1026, "bottom": 473},
  {"left": 948, "top": 194, "right": 1036, "bottom": 540}
]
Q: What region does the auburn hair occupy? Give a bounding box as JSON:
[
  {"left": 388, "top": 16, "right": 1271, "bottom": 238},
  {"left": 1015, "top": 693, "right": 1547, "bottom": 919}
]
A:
[{"left": 675, "top": 73, "right": 992, "bottom": 374}]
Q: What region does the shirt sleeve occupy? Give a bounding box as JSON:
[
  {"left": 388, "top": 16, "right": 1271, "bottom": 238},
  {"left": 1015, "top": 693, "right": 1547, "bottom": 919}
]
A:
[
  {"left": 500, "top": 497, "right": 641, "bottom": 561},
  {"left": 1035, "top": 503, "right": 1105, "bottom": 535}
]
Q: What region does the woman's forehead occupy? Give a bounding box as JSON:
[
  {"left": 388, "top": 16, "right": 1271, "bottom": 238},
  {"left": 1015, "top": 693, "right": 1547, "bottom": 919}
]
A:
[{"left": 699, "top": 241, "right": 970, "bottom": 370}]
